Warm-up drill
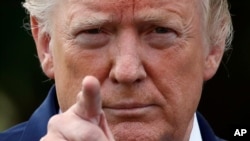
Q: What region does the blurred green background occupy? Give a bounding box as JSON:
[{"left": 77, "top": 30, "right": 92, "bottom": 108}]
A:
[{"left": 0, "top": 0, "right": 250, "bottom": 140}]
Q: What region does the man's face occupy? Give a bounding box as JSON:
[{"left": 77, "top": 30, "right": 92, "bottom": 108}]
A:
[{"left": 36, "top": 0, "right": 222, "bottom": 140}]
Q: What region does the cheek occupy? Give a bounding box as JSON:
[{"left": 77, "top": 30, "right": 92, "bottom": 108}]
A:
[
  {"left": 146, "top": 44, "right": 205, "bottom": 117},
  {"left": 63, "top": 48, "right": 111, "bottom": 82},
  {"left": 52, "top": 42, "right": 111, "bottom": 111},
  {"left": 49, "top": 12, "right": 114, "bottom": 110},
  {"left": 51, "top": 44, "right": 84, "bottom": 111}
]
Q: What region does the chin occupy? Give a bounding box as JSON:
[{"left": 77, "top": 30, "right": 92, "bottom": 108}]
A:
[{"left": 110, "top": 121, "right": 174, "bottom": 141}]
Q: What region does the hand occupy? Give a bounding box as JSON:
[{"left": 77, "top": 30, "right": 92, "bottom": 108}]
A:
[{"left": 40, "top": 76, "right": 115, "bottom": 141}]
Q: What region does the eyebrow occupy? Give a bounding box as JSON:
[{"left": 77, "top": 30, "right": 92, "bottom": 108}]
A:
[
  {"left": 68, "top": 6, "right": 185, "bottom": 33},
  {"left": 134, "top": 9, "right": 184, "bottom": 28},
  {"left": 69, "top": 13, "right": 113, "bottom": 33}
]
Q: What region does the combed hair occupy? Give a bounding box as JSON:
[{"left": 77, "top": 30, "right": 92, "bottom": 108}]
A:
[
  {"left": 22, "top": 0, "right": 233, "bottom": 48},
  {"left": 201, "top": 0, "right": 233, "bottom": 49}
]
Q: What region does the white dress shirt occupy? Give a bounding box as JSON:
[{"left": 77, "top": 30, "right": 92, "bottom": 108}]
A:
[{"left": 189, "top": 113, "right": 203, "bottom": 141}]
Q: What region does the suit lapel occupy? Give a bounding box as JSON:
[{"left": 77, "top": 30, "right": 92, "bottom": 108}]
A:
[
  {"left": 19, "top": 86, "right": 59, "bottom": 141},
  {"left": 197, "top": 112, "right": 224, "bottom": 141}
]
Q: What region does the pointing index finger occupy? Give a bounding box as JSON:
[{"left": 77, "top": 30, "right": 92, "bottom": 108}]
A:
[{"left": 75, "top": 76, "right": 102, "bottom": 125}]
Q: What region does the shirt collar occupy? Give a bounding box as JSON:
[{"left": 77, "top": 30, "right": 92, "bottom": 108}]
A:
[{"left": 190, "top": 113, "right": 203, "bottom": 141}]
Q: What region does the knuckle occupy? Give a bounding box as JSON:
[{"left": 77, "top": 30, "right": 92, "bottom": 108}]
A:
[
  {"left": 47, "top": 114, "right": 63, "bottom": 130},
  {"left": 72, "top": 123, "right": 106, "bottom": 140},
  {"left": 81, "top": 127, "right": 105, "bottom": 140},
  {"left": 46, "top": 113, "right": 108, "bottom": 140}
]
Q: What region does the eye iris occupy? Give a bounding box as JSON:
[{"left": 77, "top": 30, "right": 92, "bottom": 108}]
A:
[{"left": 155, "top": 27, "right": 168, "bottom": 33}]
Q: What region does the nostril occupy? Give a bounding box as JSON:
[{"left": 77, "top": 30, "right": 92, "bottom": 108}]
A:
[
  {"left": 135, "top": 79, "right": 142, "bottom": 83},
  {"left": 111, "top": 77, "right": 119, "bottom": 84},
  {"left": 113, "top": 75, "right": 143, "bottom": 84}
]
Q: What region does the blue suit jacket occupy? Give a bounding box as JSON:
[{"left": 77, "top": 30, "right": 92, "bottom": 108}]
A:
[{"left": 0, "top": 86, "right": 223, "bottom": 141}]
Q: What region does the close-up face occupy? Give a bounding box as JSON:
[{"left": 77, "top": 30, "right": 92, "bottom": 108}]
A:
[{"left": 33, "top": 0, "right": 224, "bottom": 140}]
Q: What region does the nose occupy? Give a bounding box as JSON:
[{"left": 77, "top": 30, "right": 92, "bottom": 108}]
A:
[
  {"left": 109, "top": 32, "right": 147, "bottom": 84},
  {"left": 109, "top": 54, "right": 147, "bottom": 84}
]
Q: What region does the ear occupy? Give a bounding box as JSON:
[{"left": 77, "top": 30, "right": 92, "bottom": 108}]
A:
[
  {"left": 30, "top": 16, "right": 54, "bottom": 79},
  {"left": 203, "top": 42, "right": 225, "bottom": 81}
]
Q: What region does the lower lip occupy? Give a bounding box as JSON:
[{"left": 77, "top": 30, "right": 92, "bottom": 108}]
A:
[{"left": 103, "top": 105, "right": 156, "bottom": 117}]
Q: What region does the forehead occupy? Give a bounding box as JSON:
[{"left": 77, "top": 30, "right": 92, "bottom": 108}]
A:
[
  {"left": 64, "top": 0, "right": 200, "bottom": 19},
  {"left": 69, "top": 0, "right": 197, "bottom": 8},
  {"left": 79, "top": 0, "right": 193, "bottom": 11}
]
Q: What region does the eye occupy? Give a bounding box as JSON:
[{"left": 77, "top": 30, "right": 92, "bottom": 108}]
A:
[
  {"left": 154, "top": 27, "right": 172, "bottom": 34},
  {"left": 143, "top": 26, "right": 179, "bottom": 49},
  {"left": 74, "top": 27, "right": 109, "bottom": 48},
  {"left": 84, "top": 28, "right": 102, "bottom": 34}
]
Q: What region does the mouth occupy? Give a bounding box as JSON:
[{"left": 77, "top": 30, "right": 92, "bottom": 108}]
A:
[{"left": 103, "top": 103, "right": 157, "bottom": 117}]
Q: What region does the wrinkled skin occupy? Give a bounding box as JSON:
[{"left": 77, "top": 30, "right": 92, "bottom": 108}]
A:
[{"left": 32, "top": 0, "right": 225, "bottom": 140}]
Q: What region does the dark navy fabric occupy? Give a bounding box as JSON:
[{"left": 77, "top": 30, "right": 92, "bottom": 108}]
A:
[
  {"left": 0, "top": 86, "right": 59, "bottom": 141},
  {"left": 196, "top": 112, "right": 225, "bottom": 141},
  {"left": 0, "top": 86, "right": 223, "bottom": 141}
]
